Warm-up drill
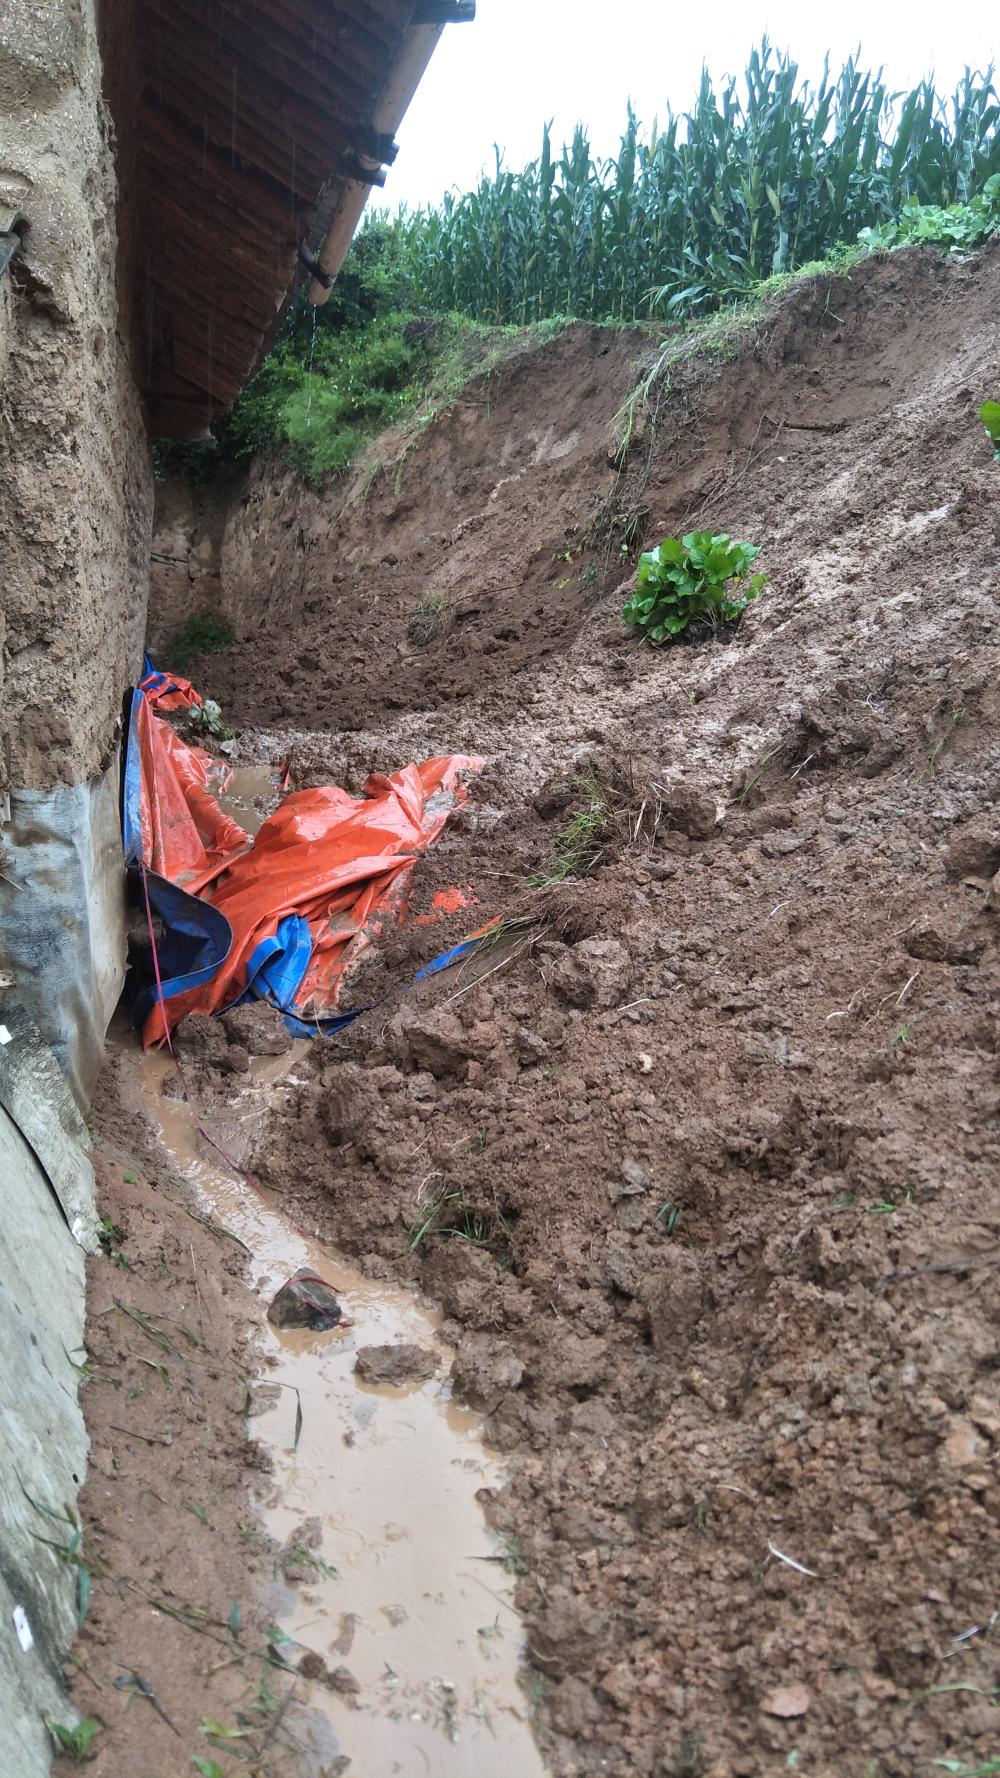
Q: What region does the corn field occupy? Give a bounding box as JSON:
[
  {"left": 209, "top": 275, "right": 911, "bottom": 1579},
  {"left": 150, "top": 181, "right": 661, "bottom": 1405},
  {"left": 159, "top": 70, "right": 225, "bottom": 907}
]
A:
[{"left": 380, "top": 42, "right": 1000, "bottom": 323}]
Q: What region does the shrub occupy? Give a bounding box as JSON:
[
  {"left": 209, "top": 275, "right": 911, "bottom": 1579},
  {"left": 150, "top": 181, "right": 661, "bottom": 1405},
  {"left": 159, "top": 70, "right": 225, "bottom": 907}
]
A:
[
  {"left": 981, "top": 398, "right": 1000, "bottom": 460},
  {"left": 171, "top": 614, "right": 235, "bottom": 670},
  {"left": 624, "top": 532, "right": 765, "bottom": 642},
  {"left": 858, "top": 172, "right": 1000, "bottom": 251},
  {"left": 219, "top": 311, "right": 434, "bottom": 485}
]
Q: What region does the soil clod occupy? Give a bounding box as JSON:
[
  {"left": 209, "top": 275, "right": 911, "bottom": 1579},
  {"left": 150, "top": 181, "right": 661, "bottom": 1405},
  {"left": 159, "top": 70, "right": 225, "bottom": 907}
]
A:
[{"left": 354, "top": 1342, "right": 438, "bottom": 1386}]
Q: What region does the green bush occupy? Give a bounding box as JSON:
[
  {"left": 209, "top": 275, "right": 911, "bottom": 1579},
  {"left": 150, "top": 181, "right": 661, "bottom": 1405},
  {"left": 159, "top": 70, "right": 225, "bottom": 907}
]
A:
[
  {"left": 624, "top": 532, "right": 765, "bottom": 642},
  {"left": 206, "top": 309, "right": 435, "bottom": 485},
  {"left": 858, "top": 171, "right": 1000, "bottom": 250},
  {"left": 981, "top": 398, "right": 1000, "bottom": 460},
  {"left": 281, "top": 312, "right": 430, "bottom": 483}
]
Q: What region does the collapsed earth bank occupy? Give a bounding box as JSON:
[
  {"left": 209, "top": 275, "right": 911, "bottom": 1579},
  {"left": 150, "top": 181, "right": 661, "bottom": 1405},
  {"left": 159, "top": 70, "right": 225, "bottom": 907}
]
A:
[{"left": 147, "top": 246, "right": 1000, "bottom": 1777}]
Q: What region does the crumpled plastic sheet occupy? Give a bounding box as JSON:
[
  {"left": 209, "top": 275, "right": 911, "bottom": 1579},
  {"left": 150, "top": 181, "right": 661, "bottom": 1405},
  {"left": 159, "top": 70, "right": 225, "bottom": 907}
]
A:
[
  {"left": 123, "top": 678, "right": 482, "bottom": 1044},
  {"left": 139, "top": 657, "right": 204, "bottom": 713}
]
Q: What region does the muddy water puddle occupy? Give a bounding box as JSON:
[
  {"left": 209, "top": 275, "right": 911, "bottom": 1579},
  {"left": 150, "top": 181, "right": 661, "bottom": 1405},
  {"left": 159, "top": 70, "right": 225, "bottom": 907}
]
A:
[
  {"left": 216, "top": 762, "right": 281, "bottom": 838},
  {"left": 121, "top": 1034, "right": 545, "bottom": 1777}
]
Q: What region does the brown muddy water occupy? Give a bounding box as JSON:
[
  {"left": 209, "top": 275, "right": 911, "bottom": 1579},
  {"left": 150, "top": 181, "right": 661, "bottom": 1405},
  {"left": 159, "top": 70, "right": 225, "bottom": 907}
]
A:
[{"left": 117, "top": 1011, "right": 546, "bottom": 1777}]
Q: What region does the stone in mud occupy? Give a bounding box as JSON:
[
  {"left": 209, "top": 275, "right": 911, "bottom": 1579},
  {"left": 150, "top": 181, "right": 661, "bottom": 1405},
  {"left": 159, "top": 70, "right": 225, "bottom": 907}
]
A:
[
  {"left": 329, "top": 1665, "right": 361, "bottom": 1697},
  {"left": 515, "top": 1026, "right": 549, "bottom": 1065},
  {"left": 297, "top": 1649, "right": 327, "bottom": 1682},
  {"left": 421, "top": 1243, "right": 504, "bottom": 1327},
  {"left": 173, "top": 1012, "right": 251, "bottom": 1076},
  {"left": 221, "top": 1000, "right": 293, "bottom": 1055},
  {"left": 761, "top": 828, "right": 814, "bottom": 859},
  {"left": 602, "top": 1241, "right": 643, "bottom": 1298},
  {"left": 280, "top": 1515, "right": 324, "bottom": 1585},
  {"left": 397, "top": 1007, "right": 471, "bottom": 1078},
  {"left": 642, "top": 1250, "right": 706, "bottom": 1352},
  {"left": 533, "top": 774, "right": 576, "bottom": 819},
  {"left": 663, "top": 782, "right": 718, "bottom": 839},
  {"left": 905, "top": 919, "right": 983, "bottom": 964},
  {"left": 609, "top": 1157, "right": 649, "bottom": 1201},
  {"left": 944, "top": 826, "right": 1000, "bottom": 881},
  {"left": 267, "top": 1269, "right": 343, "bottom": 1330},
  {"left": 530, "top": 1586, "right": 610, "bottom": 1680},
  {"left": 354, "top": 1343, "right": 438, "bottom": 1387},
  {"left": 296, "top": 1652, "right": 361, "bottom": 1698},
  {"left": 761, "top": 1682, "right": 811, "bottom": 1719},
  {"left": 172, "top": 1013, "right": 231, "bottom": 1070},
  {"left": 451, "top": 1335, "right": 524, "bottom": 1413},
  {"left": 548, "top": 937, "right": 630, "bottom": 1009}
]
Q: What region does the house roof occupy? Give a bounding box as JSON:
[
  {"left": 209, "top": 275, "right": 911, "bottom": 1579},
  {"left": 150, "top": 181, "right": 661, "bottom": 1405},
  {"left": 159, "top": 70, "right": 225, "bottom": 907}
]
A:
[{"left": 129, "top": 0, "right": 472, "bottom": 437}]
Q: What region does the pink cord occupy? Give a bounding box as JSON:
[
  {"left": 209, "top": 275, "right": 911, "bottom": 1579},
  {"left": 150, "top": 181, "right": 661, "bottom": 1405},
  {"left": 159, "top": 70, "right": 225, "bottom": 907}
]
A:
[{"left": 137, "top": 859, "right": 324, "bottom": 1251}]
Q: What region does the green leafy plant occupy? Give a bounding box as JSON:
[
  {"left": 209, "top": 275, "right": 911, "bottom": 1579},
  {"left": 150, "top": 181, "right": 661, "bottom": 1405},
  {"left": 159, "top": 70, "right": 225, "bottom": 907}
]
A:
[
  {"left": 188, "top": 698, "right": 236, "bottom": 742},
  {"left": 48, "top": 1720, "right": 99, "bottom": 1762},
  {"left": 981, "top": 397, "right": 1000, "bottom": 460},
  {"left": 657, "top": 1199, "right": 681, "bottom": 1233},
  {"left": 860, "top": 172, "right": 1000, "bottom": 252},
  {"left": 624, "top": 531, "right": 765, "bottom": 642}
]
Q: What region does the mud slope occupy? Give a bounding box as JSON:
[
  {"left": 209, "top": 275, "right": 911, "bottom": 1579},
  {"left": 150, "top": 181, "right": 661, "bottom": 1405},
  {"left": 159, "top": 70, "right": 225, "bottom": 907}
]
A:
[{"left": 202, "top": 246, "right": 998, "bottom": 1778}]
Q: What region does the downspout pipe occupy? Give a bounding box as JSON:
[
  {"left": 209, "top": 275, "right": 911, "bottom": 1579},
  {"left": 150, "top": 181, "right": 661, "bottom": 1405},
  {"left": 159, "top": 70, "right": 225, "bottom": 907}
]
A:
[{"left": 307, "top": 19, "right": 450, "bottom": 306}]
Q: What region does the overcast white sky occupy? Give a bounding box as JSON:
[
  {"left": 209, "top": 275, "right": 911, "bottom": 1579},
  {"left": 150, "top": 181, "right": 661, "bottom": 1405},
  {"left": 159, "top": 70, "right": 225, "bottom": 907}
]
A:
[{"left": 383, "top": 0, "right": 997, "bottom": 212}]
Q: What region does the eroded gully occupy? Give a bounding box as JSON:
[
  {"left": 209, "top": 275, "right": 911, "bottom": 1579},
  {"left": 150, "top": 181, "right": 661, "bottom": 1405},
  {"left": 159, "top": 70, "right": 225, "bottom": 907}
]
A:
[{"left": 116, "top": 765, "right": 547, "bottom": 1777}]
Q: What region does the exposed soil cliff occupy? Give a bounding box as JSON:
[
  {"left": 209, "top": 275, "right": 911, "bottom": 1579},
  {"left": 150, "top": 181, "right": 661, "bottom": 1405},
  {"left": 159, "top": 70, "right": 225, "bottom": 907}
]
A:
[{"left": 143, "top": 245, "right": 1000, "bottom": 1778}]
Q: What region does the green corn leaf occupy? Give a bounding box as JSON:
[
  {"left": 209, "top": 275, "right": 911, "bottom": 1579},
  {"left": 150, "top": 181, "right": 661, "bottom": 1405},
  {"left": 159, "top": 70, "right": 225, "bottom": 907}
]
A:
[{"left": 980, "top": 399, "right": 1000, "bottom": 454}]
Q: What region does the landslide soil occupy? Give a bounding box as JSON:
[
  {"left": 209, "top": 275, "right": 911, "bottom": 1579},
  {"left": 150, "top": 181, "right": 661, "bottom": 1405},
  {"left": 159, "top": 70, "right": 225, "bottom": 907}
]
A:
[{"left": 173, "top": 246, "right": 1000, "bottom": 1777}]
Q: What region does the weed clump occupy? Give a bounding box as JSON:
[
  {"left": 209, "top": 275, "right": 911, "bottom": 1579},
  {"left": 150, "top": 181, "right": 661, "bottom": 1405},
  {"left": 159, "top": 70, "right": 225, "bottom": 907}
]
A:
[
  {"left": 171, "top": 614, "right": 235, "bottom": 671},
  {"left": 531, "top": 769, "right": 613, "bottom": 885},
  {"left": 408, "top": 1190, "right": 512, "bottom": 1263},
  {"left": 623, "top": 531, "right": 765, "bottom": 643},
  {"left": 407, "top": 592, "right": 452, "bottom": 647},
  {"left": 859, "top": 172, "right": 1000, "bottom": 253}
]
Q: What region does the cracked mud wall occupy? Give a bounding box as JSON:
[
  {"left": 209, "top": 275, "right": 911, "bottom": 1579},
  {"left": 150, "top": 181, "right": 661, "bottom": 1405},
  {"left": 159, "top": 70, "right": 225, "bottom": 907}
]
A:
[
  {"left": 0, "top": 7, "right": 148, "bottom": 1770},
  {"left": 0, "top": 0, "right": 151, "bottom": 1088},
  {"left": 0, "top": 0, "right": 149, "bottom": 792}
]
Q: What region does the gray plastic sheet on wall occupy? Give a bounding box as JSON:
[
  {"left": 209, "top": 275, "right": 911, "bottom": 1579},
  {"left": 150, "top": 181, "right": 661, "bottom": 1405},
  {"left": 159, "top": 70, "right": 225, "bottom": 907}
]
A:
[
  {"left": 0, "top": 759, "right": 127, "bottom": 1106},
  {"left": 0, "top": 1001, "right": 100, "bottom": 1775}
]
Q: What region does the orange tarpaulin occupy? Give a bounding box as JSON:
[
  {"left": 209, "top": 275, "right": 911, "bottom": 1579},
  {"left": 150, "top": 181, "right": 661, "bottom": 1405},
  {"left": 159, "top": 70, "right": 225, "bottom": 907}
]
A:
[
  {"left": 135, "top": 720, "right": 481, "bottom": 1044},
  {"left": 131, "top": 692, "right": 250, "bottom": 892},
  {"left": 138, "top": 667, "right": 204, "bottom": 713}
]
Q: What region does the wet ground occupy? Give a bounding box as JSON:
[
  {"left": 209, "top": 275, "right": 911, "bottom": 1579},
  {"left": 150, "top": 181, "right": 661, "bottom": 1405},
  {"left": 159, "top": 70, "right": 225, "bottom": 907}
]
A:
[
  {"left": 75, "top": 244, "right": 1000, "bottom": 1778},
  {"left": 118, "top": 1029, "right": 546, "bottom": 1777}
]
